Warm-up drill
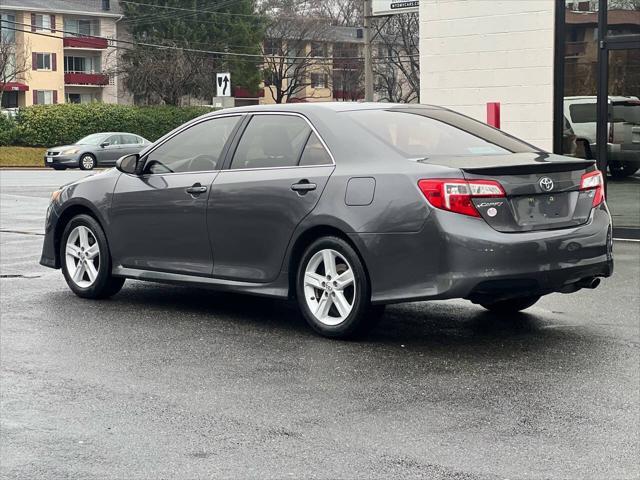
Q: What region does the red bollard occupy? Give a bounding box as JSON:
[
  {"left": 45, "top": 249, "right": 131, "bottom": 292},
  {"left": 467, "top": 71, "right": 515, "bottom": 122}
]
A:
[{"left": 487, "top": 102, "right": 501, "bottom": 129}]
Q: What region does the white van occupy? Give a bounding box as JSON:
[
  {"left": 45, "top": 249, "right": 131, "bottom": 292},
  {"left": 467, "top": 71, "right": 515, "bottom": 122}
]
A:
[{"left": 564, "top": 96, "right": 640, "bottom": 178}]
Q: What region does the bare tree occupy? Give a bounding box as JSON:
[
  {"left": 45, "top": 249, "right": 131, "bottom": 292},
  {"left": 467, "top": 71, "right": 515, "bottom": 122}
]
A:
[
  {"left": 260, "top": 2, "right": 333, "bottom": 103},
  {"left": 373, "top": 13, "right": 419, "bottom": 103},
  {"left": 119, "top": 44, "right": 218, "bottom": 106},
  {"left": 0, "top": 39, "right": 30, "bottom": 107}
]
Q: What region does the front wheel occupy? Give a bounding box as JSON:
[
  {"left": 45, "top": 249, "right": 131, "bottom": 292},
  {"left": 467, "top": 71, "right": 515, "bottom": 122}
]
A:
[
  {"left": 296, "top": 237, "right": 381, "bottom": 339},
  {"left": 79, "top": 154, "right": 97, "bottom": 170},
  {"left": 60, "top": 214, "right": 125, "bottom": 299},
  {"left": 480, "top": 295, "right": 540, "bottom": 314}
]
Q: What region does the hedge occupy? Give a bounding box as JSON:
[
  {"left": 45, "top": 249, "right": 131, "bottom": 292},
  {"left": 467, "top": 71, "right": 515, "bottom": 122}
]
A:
[{"left": 1, "top": 103, "right": 215, "bottom": 147}]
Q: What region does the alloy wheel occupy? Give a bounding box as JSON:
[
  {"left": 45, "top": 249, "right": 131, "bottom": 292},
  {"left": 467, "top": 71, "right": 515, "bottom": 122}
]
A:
[
  {"left": 81, "top": 155, "right": 95, "bottom": 170},
  {"left": 303, "top": 248, "right": 356, "bottom": 326},
  {"left": 65, "top": 225, "right": 100, "bottom": 288}
]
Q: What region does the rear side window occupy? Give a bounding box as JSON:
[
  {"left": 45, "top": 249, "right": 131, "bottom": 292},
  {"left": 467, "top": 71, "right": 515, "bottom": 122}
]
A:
[
  {"left": 344, "top": 109, "right": 534, "bottom": 158},
  {"left": 145, "top": 116, "right": 240, "bottom": 174},
  {"left": 570, "top": 103, "right": 597, "bottom": 123},
  {"left": 299, "top": 132, "right": 332, "bottom": 166},
  {"left": 121, "top": 134, "right": 140, "bottom": 144},
  {"left": 230, "top": 115, "right": 311, "bottom": 169}
]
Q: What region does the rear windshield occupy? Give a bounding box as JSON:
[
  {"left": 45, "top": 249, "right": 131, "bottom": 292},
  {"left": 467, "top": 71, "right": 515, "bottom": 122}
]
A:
[
  {"left": 611, "top": 101, "right": 640, "bottom": 124},
  {"left": 343, "top": 109, "right": 537, "bottom": 159}
]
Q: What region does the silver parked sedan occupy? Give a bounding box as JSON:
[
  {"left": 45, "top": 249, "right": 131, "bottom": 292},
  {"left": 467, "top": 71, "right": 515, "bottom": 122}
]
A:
[{"left": 44, "top": 132, "right": 150, "bottom": 170}]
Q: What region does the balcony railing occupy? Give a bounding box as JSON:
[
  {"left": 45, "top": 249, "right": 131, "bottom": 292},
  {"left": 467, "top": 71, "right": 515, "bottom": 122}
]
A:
[
  {"left": 64, "top": 72, "right": 108, "bottom": 86},
  {"left": 63, "top": 36, "right": 108, "bottom": 49}
]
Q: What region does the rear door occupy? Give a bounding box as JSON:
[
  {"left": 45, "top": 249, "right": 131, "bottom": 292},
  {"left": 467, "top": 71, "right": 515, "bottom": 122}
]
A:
[
  {"left": 109, "top": 115, "right": 242, "bottom": 276},
  {"left": 207, "top": 113, "right": 335, "bottom": 282}
]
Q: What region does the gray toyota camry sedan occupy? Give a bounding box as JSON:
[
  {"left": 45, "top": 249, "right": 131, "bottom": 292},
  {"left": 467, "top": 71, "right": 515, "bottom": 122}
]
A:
[{"left": 40, "top": 103, "right": 613, "bottom": 339}]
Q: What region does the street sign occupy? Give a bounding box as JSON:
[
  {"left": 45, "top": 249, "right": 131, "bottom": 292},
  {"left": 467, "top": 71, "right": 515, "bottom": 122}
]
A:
[
  {"left": 372, "top": 0, "right": 419, "bottom": 16},
  {"left": 216, "top": 72, "right": 231, "bottom": 97}
]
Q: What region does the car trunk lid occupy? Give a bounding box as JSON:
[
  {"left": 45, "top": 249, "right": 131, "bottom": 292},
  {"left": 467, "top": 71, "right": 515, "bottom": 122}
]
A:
[{"left": 418, "top": 152, "right": 599, "bottom": 232}]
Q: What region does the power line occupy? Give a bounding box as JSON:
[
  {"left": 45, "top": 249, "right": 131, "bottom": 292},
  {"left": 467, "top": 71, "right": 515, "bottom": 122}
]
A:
[{"left": 1, "top": 20, "right": 419, "bottom": 62}]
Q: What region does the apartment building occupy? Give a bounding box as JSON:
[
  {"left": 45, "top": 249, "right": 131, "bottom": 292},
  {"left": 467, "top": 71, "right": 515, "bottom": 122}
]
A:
[{"left": 0, "top": 0, "right": 126, "bottom": 109}]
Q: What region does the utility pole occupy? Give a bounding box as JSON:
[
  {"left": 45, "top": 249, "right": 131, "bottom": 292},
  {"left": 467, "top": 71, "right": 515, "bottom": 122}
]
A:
[{"left": 363, "top": 0, "right": 374, "bottom": 102}]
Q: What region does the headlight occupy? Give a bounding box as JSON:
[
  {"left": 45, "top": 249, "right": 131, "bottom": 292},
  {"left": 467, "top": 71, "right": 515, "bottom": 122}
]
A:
[
  {"left": 62, "top": 148, "right": 80, "bottom": 155},
  {"left": 50, "top": 190, "right": 62, "bottom": 203}
]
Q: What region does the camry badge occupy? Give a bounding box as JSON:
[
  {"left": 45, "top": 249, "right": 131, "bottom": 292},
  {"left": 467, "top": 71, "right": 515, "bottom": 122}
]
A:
[{"left": 539, "top": 177, "right": 554, "bottom": 192}]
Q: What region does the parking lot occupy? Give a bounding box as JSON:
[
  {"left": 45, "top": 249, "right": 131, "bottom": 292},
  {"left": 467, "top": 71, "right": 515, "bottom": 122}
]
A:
[{"left": 1, "top": 170, "right": 639, "bottom": 479}]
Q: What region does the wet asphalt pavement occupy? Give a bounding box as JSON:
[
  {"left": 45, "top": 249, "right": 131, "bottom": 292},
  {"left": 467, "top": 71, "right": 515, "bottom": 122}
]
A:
[{"left": 1, "top": 170, "right": 639, "bottom": 479}]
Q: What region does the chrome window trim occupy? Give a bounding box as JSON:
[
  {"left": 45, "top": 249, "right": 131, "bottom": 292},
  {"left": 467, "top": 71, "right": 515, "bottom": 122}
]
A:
[{"left": 226, "top": 111, "right": 336, "bottom": 171}]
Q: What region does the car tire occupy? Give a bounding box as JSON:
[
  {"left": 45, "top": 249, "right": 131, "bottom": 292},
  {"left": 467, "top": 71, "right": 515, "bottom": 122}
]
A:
[
  {"left": 609, "top": 161, "right": 639, "bottom": 179},
  {"left": 79, "top": 154, "right": 97, "bottom": 170},
  {"left": 296, "top": 236, "right": 380, "bottom": 339},
  {"left": 480, "top": 295, "right": 540, "bottom": 314},
  {"left": 60, "top": 214, "right": 125, "bottom": 299}
]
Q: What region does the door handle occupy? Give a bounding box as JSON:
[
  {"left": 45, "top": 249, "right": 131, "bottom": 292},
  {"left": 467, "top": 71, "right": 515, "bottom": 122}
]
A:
[
  {"left": 186, "top": 184, "right": 207, "bottom": 195},
  {"left": 291, "top": 180, "right": 317, "bottom": 193}
]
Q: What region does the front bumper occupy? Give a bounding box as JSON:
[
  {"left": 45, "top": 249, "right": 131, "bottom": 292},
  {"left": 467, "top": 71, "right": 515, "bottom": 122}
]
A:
[
  {"left": 352, "top": 204, "right": 613, "bottom": 305},
  {"left": 44, "top": 154, "right": 80, "bottom": 168},
  {"left": 39, "top": 202, "right": 61, "bottom": 268}
]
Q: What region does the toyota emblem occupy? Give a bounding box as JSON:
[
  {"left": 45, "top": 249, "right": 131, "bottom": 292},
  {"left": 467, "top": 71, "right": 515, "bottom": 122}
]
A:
[{"left": 539, "top": 177, "right": 554, "bottom": 192}]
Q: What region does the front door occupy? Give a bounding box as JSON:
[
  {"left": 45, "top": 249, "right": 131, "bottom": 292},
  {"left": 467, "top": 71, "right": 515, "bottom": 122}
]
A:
[
  {"left": 98, "top": 134, "right": 125, "bottom": 164},
  {"left": 208, "top": 114, "right": 335, "bottom": 282},
  {"left": 109, "top": 115, "right": 243, "bottom": 276}
]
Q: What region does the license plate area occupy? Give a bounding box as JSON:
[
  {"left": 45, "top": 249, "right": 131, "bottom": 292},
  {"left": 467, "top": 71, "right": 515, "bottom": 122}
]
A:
[
  {"left": 46, "top": 156, "right": 53, "bottom": 163},
  {"left": 511, "top": 192, "right": 572, "bottom": 226}
]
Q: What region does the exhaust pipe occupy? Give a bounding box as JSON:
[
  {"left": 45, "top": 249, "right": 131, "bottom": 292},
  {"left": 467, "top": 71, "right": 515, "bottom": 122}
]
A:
[{"left": 576, "top": 277, "right": 601, "bottom": 290}]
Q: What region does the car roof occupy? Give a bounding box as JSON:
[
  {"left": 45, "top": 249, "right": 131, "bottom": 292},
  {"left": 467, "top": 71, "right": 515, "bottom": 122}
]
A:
[
  {"left": 208, "top": 102, "right": 445, "bottom": 116},
  {"left": 564, "top": 96, "right": 639, "bottom": 102}
]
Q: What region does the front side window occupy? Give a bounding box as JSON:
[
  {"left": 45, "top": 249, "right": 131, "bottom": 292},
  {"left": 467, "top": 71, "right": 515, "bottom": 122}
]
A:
[
  {"left": 230, "top": 115, "right": 311, "bottom": 169},
  {"left": 344, "top": 109, "right": 537, "bottom": 159},
  {"left": 145, "top": 116, "right": 240, "bottom": 174}
]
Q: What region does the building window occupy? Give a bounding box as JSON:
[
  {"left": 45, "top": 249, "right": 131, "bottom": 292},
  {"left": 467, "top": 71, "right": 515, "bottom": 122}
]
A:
[
  {"left": 264, "top": 39, "right": 280, "bottom": 56},
  {"left": 1, "top": 12, "right": 16, "bottom": 43},
  {"left": 35, "top": 90, "right": 54, "bottom": 105},
  {"left": 264, "top": 70, "right": 278, "bottom": 87},
  {"left": 310, "top": 73, "right": 328, "bottom": 89},
  {"left": 310, "top": 42, "right": 326, "bottom": 57},
  {"left": 35, "top": 14, "right": 52, "bottom": 31},
  {"left": 66, "top": 93, "right": 98, "bottom": 104},
  {"left": 64, "top": 56, "right": 100, "bottom": 73},
  {"left": 36, "top": 53, "right": 52, "bottom": 70},
  {"left": 64, "top": 18, "right": 98, "bottom": 37}
]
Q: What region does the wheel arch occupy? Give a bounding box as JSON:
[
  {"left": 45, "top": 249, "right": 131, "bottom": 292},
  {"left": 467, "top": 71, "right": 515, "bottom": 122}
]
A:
[
  {"left": 287, "top": 224, "right": 370, "bottom": 300},
  {"left": 53, "top": 201, "right": 108, "bottom": 268}
]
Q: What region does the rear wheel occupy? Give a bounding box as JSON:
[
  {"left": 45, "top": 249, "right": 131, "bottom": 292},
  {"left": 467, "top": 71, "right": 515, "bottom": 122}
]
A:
[
  {"left": 60, "top": 214, "right": 124, "bottom": 299},
  {"left": 609, "top": 161, "right": 639, "bottom": 178},
  {"left": 480, "top": 295, "right": 540, "bottom": 314},
  {"left": 296, "top": 237, "right": 382, "bottom": 339}
]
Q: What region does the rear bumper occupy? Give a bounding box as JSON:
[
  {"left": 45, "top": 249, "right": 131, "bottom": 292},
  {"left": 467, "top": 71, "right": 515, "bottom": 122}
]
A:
[{"left": 352, "top": 204, "right": 613, "bottom": 305}]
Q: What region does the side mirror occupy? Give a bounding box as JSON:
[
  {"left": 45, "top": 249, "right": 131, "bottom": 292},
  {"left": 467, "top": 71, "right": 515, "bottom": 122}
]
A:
[
  {"left": 116, "top": 154, "right": 140, "bottom": 174},
  {"left": 100, "top": 141, "right": 110, "bottom": 148}
]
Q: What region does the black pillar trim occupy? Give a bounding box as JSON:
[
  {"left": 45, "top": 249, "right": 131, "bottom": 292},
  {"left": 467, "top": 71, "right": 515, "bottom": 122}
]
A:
[
  {"left": 595, "top": 0, "right": 608, "bottom": 177},
  {"left": 552, "top": 0, "right": 566, "bottom": 155}
]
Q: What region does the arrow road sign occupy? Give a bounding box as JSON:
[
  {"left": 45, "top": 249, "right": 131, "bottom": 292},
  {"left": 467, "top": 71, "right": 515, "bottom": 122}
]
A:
[{"left": 216, "top": 72, "right": 231, "bottom": 97}]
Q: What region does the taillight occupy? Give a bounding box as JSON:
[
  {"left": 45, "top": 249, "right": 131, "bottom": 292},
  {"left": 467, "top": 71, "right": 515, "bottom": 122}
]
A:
[
  {"left": 580, "top": 170, "right": 605, "bottom": 207},
  {"left": 418, "top": 179, "right": 505, "bottom": 217}
]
